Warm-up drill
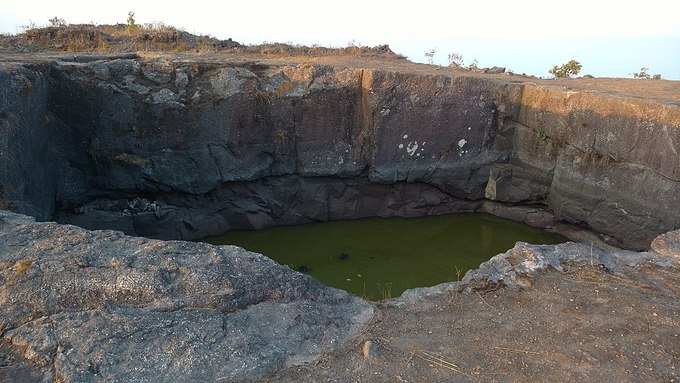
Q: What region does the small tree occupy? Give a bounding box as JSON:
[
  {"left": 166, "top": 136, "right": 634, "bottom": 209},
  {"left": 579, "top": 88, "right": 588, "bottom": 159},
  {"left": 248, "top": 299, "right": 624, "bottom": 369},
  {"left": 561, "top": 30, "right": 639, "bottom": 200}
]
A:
[
  {"left": 127, "top": 11, "right": 136, "bottom": 27},
  {"left": 48, "top": 17, "right": 66, "bottom": 27},
  {"left": 424, "top": 48, "right": 437, "bottom": 65},
  {"left": 448, "top": 52, "right": 464, "bottom": 67},
  {"left": 467, "top": 58, "right": 479, "bottom": 71},
  {"left": 549, "top": 59, "right": 582, "bottom": 78},
  {"left": 126, "top": 11, "right": 137, "bottom": 36},
  {"left": 21, "top": 21, "right": 38, "bottom": 32},
  {"left": 632, "top": 67, "right": 651, "bottom": 79}
]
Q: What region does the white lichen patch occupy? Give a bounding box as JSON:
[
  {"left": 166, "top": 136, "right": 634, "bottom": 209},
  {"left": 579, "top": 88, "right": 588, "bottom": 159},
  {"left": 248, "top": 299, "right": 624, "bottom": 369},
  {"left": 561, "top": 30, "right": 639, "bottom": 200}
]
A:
[
  {"left": 122, "top": 75, "right": 150, "bottom": 95},
  {"left": 406, "top": 142, "right": 419, "bottom": 156},
  {"left": 175, "top": 69, "right": 189, "bottom": 89},
  {"left": 210, "top": 67, "right": 255, "bottom": 99},
  {"left": 458, "top": 139, "right": 467, "bottom": 148},
  {"left": 397, "top": 136, "right": 426, "bottom": 158},
  {"left": 151, "top": 88, "right": 179, "bottom": 104}
]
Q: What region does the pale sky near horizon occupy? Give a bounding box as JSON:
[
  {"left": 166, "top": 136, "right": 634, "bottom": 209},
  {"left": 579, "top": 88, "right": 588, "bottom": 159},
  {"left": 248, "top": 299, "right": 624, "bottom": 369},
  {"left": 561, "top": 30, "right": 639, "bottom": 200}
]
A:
[{"left": 2, "top": 0, "right": 679, "bottom": 79}]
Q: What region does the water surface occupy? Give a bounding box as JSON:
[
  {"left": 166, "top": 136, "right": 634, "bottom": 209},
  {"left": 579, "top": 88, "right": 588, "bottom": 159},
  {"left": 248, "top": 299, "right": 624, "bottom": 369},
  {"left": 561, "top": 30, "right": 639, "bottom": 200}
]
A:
[{"left": 206, "top": 213, "right": 565, "bottom": 300}]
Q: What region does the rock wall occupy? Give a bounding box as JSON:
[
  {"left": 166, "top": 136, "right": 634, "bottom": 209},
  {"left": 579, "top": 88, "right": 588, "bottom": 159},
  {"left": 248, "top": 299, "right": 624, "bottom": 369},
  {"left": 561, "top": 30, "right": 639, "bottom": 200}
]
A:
[
  {"left": 489, "top": 87, "right": 680, "bottom": 248},
  {"left": 44, "top": 58, "right": 513, "bottom": 240},
  {"left": 0, "top": 57, "right": 678, "bottom": 249},
  {"left": 0, "top": 63, "right": 55, "bottom": 219}
]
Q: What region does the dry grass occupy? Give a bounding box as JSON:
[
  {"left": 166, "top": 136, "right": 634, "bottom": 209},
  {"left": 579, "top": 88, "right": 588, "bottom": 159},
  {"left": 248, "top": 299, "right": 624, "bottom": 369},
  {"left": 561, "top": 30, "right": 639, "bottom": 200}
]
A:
[
  {"left": 9, "top": 23, "right": 238, "bottom": 53},
  {"left": 239, "top": 42, "right": 400, "bottom": 58},
  {"left": 1, "top": 23, "right": 400, "bottom": 59},
  {"left": 412, "top": 349, "right": 469, "bottom": 376},
  {"left": 13, "top": 259, "right": 33, "bottom": 275}
]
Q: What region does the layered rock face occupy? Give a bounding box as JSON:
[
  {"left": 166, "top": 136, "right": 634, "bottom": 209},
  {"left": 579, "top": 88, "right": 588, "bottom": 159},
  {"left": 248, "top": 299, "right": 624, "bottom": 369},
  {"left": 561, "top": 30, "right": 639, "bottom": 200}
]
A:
[
  {"left": 0, "top": 63, "right": 55, "bottom": 219},
  {"left": 0, "top": 210, "right": 373, "bottom": 382},
  {"left": 0, "top": 56, "right": 678, "bottom": 248},
  {"left": 490, "top": 87, "right": 680, "bottom": 249}
]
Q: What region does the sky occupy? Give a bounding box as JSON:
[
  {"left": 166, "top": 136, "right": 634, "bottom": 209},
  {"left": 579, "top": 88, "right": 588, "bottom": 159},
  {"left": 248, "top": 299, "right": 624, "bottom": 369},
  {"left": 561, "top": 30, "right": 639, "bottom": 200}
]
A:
[{"left": 1, "top": 0, "right": 679, "bottom": 79}]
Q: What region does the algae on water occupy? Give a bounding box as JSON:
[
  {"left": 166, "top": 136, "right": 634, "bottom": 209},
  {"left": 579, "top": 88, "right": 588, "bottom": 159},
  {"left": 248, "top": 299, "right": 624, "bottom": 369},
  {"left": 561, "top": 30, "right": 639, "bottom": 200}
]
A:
[{"left": 206, "top": 213, "right": 566, "bottom": 300}]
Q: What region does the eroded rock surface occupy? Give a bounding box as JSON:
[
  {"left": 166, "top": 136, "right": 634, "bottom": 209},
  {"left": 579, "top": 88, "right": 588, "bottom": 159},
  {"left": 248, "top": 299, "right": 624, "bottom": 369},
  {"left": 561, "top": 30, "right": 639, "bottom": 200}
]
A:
[
  {"left": 273, "top": 235, "right": 680, "bottom": 383},
  {"left": 1, "top": 208, "right": 679, "bottom": 381},
  {"left": 461, "top": 240, "right": 676, "bottom": 290},
  {"left": 651, "top": 229, "right": 680, "bottom": 259},
  {"left": 0, "top": 54, "right": 678, "bottom": 248},
  {"left": 0, "top": 210, "right": 373, "bottom": 382},
  {"left": 391, "top": 230, "right": 679, "bottom": 307}
]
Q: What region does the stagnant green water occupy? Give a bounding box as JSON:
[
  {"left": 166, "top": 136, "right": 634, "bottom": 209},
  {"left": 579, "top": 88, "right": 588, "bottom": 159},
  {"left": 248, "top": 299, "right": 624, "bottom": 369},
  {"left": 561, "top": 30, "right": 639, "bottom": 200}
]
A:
[{"left": 206, "top": 213, "right": 565, "bottom": 300}]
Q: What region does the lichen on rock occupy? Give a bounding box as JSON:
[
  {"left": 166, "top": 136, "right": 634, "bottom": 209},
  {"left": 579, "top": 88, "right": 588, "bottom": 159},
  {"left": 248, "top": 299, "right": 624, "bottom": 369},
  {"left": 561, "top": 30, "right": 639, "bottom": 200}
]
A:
[{"left": 0, "top": 210, "right": 374, "bottom": 382}]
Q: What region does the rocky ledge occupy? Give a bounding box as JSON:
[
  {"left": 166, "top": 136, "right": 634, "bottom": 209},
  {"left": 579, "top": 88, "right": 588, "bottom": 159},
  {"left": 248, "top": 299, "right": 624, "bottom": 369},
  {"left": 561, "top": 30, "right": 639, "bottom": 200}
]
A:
[
  {"left": 393, "top": 230, "right": 679, "bottom": 306},
  {"left": 0, "top": 210, "right": 373, "bottom": 382},
  {"left": 2, "top": 210, "right": 679, "bottom": 382}
]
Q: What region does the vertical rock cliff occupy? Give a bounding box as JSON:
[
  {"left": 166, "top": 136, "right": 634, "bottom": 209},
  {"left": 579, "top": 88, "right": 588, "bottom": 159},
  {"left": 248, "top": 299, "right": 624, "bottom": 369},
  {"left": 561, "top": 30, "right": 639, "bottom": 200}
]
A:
[{"left": 0, "top": 56, "right": 678, "bottom": 249}]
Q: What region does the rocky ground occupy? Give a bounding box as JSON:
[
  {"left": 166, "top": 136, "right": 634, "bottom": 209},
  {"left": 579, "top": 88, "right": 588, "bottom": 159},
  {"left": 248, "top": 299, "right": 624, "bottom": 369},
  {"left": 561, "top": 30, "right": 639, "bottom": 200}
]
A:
[
  {"left": 0, "top": 210, "right": 373, "bottom": 382},
  {"left": 2, "top": 209, "right": 679, "bottom": 382},
  {"left": 271, "top": 243, "right": 680, "bottom": 383}
]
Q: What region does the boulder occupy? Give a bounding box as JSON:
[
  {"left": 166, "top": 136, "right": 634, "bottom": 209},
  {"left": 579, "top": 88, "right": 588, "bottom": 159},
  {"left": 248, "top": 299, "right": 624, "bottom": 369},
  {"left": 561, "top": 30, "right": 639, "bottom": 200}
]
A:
[
  {"left": 483, "top": 66, "right": 506, "bottom": 74},
  {"left": 651, "top": 230, "right": 680, "bottom": 258},
  {"left": 0, "top": 210, "right": 374, "bottom": 382}
]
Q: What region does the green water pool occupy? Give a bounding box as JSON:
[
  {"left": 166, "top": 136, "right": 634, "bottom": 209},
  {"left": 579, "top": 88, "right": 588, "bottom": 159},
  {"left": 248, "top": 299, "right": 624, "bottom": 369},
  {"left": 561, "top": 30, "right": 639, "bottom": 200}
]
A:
[{"left": 205, "top": 213, "right": 566, "bottom": 300}]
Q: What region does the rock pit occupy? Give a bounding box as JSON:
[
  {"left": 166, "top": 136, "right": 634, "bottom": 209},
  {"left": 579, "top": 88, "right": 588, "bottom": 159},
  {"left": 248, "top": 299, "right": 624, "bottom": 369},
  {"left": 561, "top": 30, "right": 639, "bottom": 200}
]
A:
[
  {"left": 1, "top": 53, "right": 679, "bottom": 249},
  {"left": 1, "top": 50, "right": 679, "bottom": 382}
]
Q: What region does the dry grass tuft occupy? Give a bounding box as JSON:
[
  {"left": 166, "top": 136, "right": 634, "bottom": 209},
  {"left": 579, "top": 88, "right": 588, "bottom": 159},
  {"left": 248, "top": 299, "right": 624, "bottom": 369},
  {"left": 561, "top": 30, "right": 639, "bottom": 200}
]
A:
[
  {"left": 14, "top": 259, "right": 33, "bottom": 275},
  {"left": 412, "top": 349, "right": 469, "bottom": 376},
  {"left": 7, "top": 23, "right": 239, "bottom": 53}
]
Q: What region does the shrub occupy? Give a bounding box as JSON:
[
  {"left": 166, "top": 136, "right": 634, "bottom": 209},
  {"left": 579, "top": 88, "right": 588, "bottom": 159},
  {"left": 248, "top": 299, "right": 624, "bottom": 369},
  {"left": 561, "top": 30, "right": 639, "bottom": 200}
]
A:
[
  {"left": 448, "top": 52, "right": 464, "bottom": 67},
  {"left": 549, "top": 60, "right": 582, "bottom": 78},
  {"left": 424, "top": 48, "right": 436, "bottom": 65},
  {"left": 127, "top": 11, "right": 136, "bottom": 28},
  {"left": 632, "top": 68, "right": 662, "bottom": 80},
  {"left": 48, "top": 17, "right": 66, "bottom": 27},
  {"left": 127, "top": 11, "right": 137, "bottom": 35},
  {"left": 632, "top": 67, "right": 651, "bottom": 79}
]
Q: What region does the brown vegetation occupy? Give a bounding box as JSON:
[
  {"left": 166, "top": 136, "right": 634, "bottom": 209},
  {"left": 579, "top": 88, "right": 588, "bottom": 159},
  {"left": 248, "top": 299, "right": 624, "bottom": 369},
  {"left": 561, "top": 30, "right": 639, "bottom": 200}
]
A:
[
  {"left": 0, "top": 23, "right": 400, "bottom": 58},
  {"left": 1, "top": 23, "right": 237, "bottom": 53}
]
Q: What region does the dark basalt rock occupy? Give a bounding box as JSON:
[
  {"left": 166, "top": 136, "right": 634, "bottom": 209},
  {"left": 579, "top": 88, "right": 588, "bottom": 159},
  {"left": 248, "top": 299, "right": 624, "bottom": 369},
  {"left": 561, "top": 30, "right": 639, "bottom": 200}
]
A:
[{"left": 1, "top": 57, "right": 678, "bottom": 250}]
